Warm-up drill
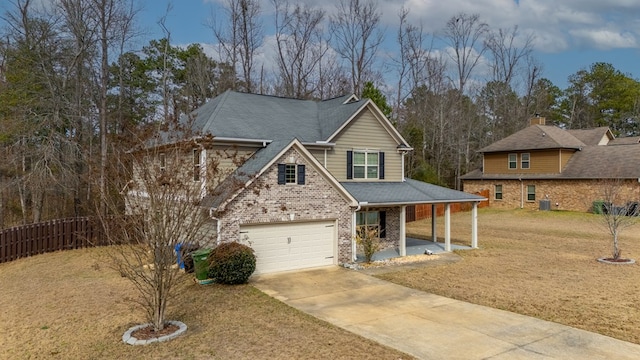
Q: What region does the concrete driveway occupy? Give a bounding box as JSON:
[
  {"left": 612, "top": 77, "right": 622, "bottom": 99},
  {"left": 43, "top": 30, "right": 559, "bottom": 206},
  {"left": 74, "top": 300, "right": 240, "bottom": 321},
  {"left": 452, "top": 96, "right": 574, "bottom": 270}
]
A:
[{"left": 252, "top": 266, "right": 640, "bottom": 360}]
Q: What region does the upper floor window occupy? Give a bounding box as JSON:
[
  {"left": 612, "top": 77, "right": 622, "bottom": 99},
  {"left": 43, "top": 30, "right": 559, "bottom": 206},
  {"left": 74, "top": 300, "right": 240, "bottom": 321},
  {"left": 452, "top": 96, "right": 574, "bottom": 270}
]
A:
[
  {"left": 193, "top": 149, "right": 201, "bottom": 181},
  {"left": 508, "top": 153, "right": 517, "bottom": 169},
  {"left": 347, "top": 150, "right": 385, "bottom": 180},
  {"left": 494, "top": 184, "right": 503, "bottom": 200},
  {"left": 278, "top": 163, "right": 305, "bottom": 185},
  {"left": 521, "top": 153, "right": 530, "bottom": 169}
]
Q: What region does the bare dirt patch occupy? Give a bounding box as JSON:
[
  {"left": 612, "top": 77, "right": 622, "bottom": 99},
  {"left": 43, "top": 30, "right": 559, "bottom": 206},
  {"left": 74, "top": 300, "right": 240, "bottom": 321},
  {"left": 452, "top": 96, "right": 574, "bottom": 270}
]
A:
[
  {"left": 381, "top": 209, "right": 640, "bottom": 344},
  {"left": 0, "top": 247, "right": 412, "bottom": 359}
]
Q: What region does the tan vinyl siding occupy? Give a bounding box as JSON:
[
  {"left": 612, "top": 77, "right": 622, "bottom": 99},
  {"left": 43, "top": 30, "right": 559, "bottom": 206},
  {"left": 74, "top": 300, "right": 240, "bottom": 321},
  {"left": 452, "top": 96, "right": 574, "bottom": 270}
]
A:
[
  {"left": 309, "top": 149, "right": 327, "bottom": 168},
  {"left": 484, "top": 150, "right": 563, "bottom": 174},
  {"left": 132, "top": 145, "right": 257, "bottom": 196},
  {"left": 325, "top": 110, "right": 403, "bottom": 181}
]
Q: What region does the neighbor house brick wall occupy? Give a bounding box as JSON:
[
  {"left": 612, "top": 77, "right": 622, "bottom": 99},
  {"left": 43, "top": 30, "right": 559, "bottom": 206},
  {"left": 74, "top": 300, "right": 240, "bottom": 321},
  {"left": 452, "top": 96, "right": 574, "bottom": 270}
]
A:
[
  {"left": 463, "top": 179, "right": 640, "bottom": 212},
  {"left": 217, "top": 148, "right": 355, "bottom": 263}
]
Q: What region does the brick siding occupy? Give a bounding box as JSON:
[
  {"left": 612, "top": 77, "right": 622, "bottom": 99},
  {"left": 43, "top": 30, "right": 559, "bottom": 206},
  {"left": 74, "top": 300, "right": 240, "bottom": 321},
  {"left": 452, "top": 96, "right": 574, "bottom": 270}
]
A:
[
  {"left": 464, "top": 179, "right": 640, "bottom": 212},
  {"left": 216, "top": 148, "right": 355, "bottom": 263}
]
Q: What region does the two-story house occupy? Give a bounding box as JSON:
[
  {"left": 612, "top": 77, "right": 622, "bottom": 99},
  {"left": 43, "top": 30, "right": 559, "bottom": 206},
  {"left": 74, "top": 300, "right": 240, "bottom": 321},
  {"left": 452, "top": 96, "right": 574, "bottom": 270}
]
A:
[
  {"left": 132, "top": 90, "right": 485, "bottom": 274},
  {"left": 462, "top": 116, "right": 640, "bottom": 212}
]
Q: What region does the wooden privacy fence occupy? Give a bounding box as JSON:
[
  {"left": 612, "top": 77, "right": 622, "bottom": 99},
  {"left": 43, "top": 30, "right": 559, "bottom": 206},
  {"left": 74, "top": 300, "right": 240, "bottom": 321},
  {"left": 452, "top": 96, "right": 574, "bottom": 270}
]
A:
[
  {"left": 406, "top": 189, "right": 490, "bottom": 222},
  {"left": 0, "top": 217, "right": 107, "bottom": 264}
]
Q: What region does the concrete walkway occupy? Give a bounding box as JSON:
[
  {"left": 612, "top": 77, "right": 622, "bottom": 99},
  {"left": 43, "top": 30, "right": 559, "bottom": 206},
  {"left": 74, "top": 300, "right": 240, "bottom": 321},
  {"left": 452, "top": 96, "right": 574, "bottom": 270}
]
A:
[{"left": 252, "top": 266, "right": 640, "bottom": 360}]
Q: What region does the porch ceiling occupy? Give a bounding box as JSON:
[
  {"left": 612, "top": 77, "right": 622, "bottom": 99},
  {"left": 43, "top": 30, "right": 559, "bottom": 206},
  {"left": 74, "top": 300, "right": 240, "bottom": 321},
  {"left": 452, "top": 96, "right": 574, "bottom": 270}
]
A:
[{"left": 341, "top": 179, "right": 486, "bottom": 206}]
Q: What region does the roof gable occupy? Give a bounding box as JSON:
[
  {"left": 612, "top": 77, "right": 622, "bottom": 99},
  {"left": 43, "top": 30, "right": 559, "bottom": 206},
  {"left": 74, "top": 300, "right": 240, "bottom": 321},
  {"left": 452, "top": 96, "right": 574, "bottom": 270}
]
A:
[
  {"left": 478, "top": 125, "right": 585, "bottom": 153},
  {"left": 203, "top": 138, "right": 358, "bottom": 210},
  {"left": 567, "top": 127, "right": 613, "bottom": 146}
]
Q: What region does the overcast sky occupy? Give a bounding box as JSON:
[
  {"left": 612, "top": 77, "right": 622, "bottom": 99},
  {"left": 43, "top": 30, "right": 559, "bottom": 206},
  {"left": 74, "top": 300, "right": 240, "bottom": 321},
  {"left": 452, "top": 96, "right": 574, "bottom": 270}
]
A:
[
  {"left": 3, "top": 0, "right": 639, "bottom": 91},
  {"left": 133, "top": 0, "right": 640, "bottom": 91}
]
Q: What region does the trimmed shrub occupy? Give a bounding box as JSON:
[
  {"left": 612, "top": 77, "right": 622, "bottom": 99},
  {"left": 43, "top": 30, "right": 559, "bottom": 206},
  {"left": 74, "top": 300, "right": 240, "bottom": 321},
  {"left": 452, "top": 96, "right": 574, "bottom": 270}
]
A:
[
  {"left": 355, "top": 226, "right": 380, "bottom": 263},
  {"left": 207, "top": 242, "right": 256, "bottom": 284}
]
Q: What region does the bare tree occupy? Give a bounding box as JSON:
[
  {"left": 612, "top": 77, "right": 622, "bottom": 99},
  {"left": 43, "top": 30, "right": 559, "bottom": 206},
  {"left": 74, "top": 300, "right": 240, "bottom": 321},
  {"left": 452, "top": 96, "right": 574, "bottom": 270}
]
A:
[
  {"left": 272, "top": 0, "right": 327, "bottom": 99},
  {"left": 596, "top": 179, "right": 639, "bottom": 261},
  {"left": 442, "top": 13, "right": 487, "bottom": 189},
  {"left": 86, "top": 0, "right": 137, "bottom": 215},
  {"left": 485, "top": 25, "right": 534, "bottom": 86},
  {"left": 442, "top": 13, "right": 488, "bottom": 94},
  {"left": 209, "top": 0, "right": 262, "bottom": 93},
  {"left": 101, "top": 131, "right": 217, "bottom": 332},
  {"left": 330, "top": 0, "right": 383, "bottom": 97}
]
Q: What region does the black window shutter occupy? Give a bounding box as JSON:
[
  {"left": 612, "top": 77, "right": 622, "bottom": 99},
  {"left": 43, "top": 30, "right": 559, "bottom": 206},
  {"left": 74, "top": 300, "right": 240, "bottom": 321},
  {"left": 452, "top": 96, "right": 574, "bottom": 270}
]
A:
[
  {"left": 346, "top": 151, "right": 353, "bottom": 179},
  {"left": 277, "top": 164, "right": 286, "bottom": 185},
  {"left": 379, "top": 211, "right": 386, "bottom": 238},
  {"left": 379, "top": 152, "right": 385, "bottom": 179},
  {"left": 297, "top": 164, "right": 305, "bottom": 185}
]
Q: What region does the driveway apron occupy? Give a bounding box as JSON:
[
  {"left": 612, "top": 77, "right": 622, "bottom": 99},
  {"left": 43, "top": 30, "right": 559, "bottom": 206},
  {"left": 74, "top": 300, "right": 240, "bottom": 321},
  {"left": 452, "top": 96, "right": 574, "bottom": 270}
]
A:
[{"left": 252, "top": 266, "right": 640, "bottom": 360}]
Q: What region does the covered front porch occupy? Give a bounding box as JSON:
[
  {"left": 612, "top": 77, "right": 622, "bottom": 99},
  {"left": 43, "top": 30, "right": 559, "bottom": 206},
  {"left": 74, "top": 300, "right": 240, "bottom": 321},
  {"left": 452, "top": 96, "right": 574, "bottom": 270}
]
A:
[
  {"left": 357, "top": 237, "right": 473, "bottom": 262},
  {"left": 342, "top": 179, "right": 487, "bottom": 262}
]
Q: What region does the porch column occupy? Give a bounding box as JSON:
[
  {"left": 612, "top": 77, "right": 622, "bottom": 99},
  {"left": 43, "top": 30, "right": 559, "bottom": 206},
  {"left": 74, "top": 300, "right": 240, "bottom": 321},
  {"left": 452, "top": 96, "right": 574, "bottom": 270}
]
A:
[
  {"left": 351, "top": 210, "right": 358, "bottom": 261},
  {"left": 399, "top": 205, "right": 407, "bottom": 256},
  {"left": 444, "top": 203, "right": 451, "bottom": 252},
  {"left": 431, "top": 204, "right": 437, "bottom": 243},
  {"left": 471, "top": 202, "right": 478, "bottom": 248}
]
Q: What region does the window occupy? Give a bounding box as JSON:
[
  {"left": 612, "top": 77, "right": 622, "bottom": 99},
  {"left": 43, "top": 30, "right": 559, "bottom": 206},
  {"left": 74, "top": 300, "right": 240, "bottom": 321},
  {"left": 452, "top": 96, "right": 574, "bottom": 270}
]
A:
[
  {"left": 354, "top": 151, "right": 378, "bottom": 179},
  {"left": 356, "top": 210, "right": 386, "bottom": 238},
  {"left": 527, "top": 185, "right": 536, "bottom": 201},
  {"left": 508, "top": 153, "right": 517, "bottom": 169},
  {"left": 193, "top": 149, "right": 201, "bottom": 181},
  {"left": 494, "top": 184, "right": 503, "bottom": 200},
  {"left": 278, "top": 164, "right": 305, "bottom": 185},
  {"left": 348, "top": 150, "right": 384, "bottom": 179},
  {"left": 521, "top": 153, "right": 530, "bottom": 169},
  {"left": 284, "top": 164, "right": 296, "bottom": 183}
]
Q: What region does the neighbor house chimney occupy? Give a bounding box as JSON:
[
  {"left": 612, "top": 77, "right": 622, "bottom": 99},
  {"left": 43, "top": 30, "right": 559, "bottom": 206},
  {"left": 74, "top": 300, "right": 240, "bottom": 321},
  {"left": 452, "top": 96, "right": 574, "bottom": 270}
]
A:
[{"left": 530, "top": 114, "right": 546, "bottom": 126}]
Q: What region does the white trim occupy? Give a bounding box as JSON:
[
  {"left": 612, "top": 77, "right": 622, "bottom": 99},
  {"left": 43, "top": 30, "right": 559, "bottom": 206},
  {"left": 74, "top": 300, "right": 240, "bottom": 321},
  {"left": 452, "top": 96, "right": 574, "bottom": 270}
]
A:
[
  {"left": 213, "top": 137, "right": 273, "bottom": 146},
  {"left": 343, "top": 94, "right": 359, "bottom": 104},
  {"left": 444, "top": 203, "right": 451, "bottom": 252},
  {"left": 200, "top": 149, "right": 207, "bottom": 198},
  {"left": 399, "top": 206, "right": 406, "bottom": 256},
  {"left": 471, "top": 203, "right": 478, "bottom": 248},
  {"left": 326, "top": 100, "right": 411, "bottom": 147}
]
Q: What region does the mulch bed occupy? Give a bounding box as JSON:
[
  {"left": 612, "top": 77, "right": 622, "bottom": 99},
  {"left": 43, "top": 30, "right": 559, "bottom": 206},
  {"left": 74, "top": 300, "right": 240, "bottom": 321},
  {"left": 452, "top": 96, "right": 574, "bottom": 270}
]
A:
[{"left": 131, "top": 323, "right": 180, "bottom": 340}]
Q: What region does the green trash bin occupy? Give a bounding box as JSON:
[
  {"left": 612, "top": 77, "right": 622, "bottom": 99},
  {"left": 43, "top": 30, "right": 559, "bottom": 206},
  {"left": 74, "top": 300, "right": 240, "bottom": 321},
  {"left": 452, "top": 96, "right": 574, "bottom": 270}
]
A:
[{"left": 191, "top": 248, "right": 212, "bottom": 281}]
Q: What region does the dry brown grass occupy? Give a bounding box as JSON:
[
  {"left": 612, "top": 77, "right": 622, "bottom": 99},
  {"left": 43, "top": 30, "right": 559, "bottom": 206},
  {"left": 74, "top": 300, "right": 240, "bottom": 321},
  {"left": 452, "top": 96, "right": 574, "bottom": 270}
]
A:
[
  {"left": 0, "top": 247, "right": 411, "bottom": 360},
  {"left": 382, "top": 208, "right": 640, "bottom": 344}
]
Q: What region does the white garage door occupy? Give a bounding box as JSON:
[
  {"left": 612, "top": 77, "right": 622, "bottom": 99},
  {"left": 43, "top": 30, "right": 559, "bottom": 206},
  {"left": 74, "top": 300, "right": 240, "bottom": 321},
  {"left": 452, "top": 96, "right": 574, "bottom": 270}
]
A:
[{"left": 239, "top": 221, "right": 336, "bottom": 274}]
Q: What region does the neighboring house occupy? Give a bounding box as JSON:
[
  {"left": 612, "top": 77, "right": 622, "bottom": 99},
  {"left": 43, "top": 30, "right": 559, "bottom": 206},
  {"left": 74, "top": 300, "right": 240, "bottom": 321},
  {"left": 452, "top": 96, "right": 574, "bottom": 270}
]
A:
[
  {"left": 462, "top": 116, "right": 640, "bottom": 212},
  {"left": 133, "top": 91, "right": 485, "bottom": 274}
]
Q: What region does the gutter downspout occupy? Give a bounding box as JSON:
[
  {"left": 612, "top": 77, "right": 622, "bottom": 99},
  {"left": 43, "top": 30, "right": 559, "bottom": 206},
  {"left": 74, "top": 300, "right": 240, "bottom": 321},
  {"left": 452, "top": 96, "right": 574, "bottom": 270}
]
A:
[
  {"left": 209, "top": 208, "right": 221, "bottom": 245},
  {"left": 519, "top": 178, "right": 524, "bottom": 209}
]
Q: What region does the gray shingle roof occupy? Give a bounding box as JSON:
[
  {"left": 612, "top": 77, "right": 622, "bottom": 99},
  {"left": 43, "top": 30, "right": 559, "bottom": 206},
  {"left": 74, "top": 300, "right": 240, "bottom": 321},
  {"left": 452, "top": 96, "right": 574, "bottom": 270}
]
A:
[
  {"left": 608, "top": 136, "right": 640, "bottom": 145},
  {"left": 561, "top": 146, "right": 640, "bottom": 179},
  {"left": 341, "top": 179, "right": 486, "bottom": 205},
  {"left": 478, "top": 125, "right": 585, "bottom": 153},
  {"left": 188, "top": 91, "right": 366, "bottom": 142}
]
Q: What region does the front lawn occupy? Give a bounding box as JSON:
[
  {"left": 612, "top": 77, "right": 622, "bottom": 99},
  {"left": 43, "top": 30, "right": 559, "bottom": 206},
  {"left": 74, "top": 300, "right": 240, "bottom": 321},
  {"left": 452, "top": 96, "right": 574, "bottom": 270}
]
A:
[
  {"left": 383, "top": 209, "right": 640, "bottom": 344},
  {"left": 0, "top": 248, "right": 411, "bottom": 359}
]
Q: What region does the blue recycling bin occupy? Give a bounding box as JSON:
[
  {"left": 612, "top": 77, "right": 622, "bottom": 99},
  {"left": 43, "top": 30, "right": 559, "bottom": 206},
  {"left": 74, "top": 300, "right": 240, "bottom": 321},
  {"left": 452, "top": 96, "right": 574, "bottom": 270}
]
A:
[{"left": 174, "top": 243, "right": 185, "bottom": 269}]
